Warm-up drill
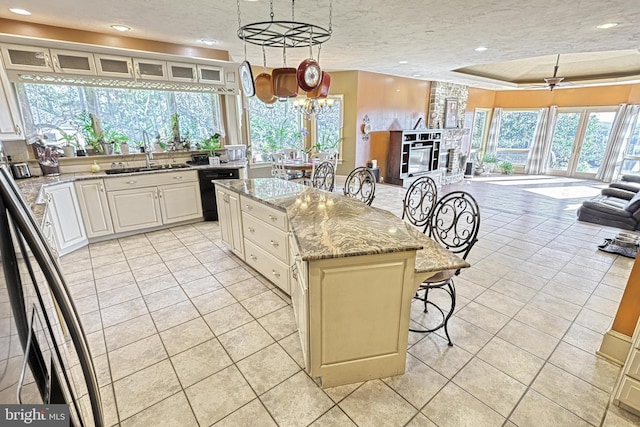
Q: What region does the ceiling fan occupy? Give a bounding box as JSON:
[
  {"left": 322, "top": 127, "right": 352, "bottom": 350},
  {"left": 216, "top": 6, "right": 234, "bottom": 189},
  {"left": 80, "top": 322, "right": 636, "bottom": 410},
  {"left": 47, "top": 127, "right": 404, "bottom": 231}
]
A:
[{"left": 519, "top": 54, "right": 573, "bottom": 90}]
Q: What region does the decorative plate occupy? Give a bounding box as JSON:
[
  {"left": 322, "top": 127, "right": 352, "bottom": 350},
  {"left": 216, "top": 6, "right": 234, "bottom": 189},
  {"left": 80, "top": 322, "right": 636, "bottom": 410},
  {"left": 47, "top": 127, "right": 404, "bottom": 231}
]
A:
[{"left": 239, "top": 61, "right": 255, "bottom": 97}]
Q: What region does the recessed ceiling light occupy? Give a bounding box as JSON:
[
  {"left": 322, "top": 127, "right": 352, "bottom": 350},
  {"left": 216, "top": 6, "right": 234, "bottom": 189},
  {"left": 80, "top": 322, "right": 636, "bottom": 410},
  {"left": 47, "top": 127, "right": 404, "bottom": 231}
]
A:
[
  {"left": 9, "top": 8, "right": 31, "bottom": 15},
  {"left": 475, "top": 46, "right": 488, "bottom": 52},
  {"left": 412, "top": 74, "right": 422, "bottom": 77},
  {"left": 597, "top": 22, "right": 618, "bottom": 29},
  {"left": 398, "top": 60, "right": 408, "bottom": 64},
  {"left": 199, "top": 39, "right": 218, "bottom": 46},
  {"left": 110, "top": 25, "right": 131, "bottom": 32},
  {"left": 396, "top": 89, "right": 401, "bottom": 92}
]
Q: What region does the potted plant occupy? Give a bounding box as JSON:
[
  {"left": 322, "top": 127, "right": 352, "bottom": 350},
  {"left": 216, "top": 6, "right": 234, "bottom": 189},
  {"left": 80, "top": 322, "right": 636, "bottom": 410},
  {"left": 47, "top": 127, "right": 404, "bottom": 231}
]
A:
[
  {"left": 200, "top": 133, "right": 221, "bottom": 164},
  {"left": 59, "top": 131, "right": 78, "bottom": 158},
  {"left": 499, "top": 160, "right": 514, "bottom": 174},
  {"left": 75, "top": 111, "right": 104, "bottom": 155},
  {"left": 482, "top": 153, "right": 498, "bottom": 174}
]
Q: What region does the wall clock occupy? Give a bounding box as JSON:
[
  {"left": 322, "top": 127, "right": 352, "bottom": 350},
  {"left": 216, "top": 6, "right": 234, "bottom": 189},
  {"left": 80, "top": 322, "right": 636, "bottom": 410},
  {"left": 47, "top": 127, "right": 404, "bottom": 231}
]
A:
[{"left": 239, "top": 61, "right": 255, "bottom": 97}]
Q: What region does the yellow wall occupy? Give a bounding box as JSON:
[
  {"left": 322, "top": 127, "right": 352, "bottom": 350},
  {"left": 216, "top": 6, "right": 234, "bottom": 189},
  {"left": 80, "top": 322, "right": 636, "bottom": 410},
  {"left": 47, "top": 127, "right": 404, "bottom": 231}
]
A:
[{"left": 328, "top": 71, "right": 359, "bottom": 175}]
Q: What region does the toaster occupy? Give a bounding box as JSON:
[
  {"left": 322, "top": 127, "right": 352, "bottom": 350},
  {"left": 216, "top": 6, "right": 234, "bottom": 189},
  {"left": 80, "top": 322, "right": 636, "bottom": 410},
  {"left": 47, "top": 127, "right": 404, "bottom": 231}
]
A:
[{"left": 11, "top": 163, "right": 31, "bottom": 179}]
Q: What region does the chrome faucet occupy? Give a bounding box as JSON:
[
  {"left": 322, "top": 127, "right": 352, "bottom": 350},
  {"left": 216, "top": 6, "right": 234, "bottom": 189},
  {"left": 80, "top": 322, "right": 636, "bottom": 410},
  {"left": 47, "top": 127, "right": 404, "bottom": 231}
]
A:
[{"left": 142, "top": 130, "right": 154, "bottom": 168}]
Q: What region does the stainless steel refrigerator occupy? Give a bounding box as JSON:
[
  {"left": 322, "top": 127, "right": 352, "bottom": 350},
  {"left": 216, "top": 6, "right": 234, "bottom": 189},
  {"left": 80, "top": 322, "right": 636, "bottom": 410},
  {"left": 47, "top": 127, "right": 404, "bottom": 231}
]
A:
[{"left": 0, "top": 164, "right": 103, "bottom": 426}]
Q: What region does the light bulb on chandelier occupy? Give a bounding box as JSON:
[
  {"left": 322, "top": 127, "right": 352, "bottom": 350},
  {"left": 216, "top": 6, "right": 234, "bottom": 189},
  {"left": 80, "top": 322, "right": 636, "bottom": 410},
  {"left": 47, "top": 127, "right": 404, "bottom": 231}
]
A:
[{"left": 293, "top": 98, "right": 335, "bottom": 119}]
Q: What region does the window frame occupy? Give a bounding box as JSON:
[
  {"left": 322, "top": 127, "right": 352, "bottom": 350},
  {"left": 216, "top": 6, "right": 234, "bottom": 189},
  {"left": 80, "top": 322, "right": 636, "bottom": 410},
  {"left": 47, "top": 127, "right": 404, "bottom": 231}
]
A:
[{"left": 495, "top": 108, "right": 542, "bottom": 166}]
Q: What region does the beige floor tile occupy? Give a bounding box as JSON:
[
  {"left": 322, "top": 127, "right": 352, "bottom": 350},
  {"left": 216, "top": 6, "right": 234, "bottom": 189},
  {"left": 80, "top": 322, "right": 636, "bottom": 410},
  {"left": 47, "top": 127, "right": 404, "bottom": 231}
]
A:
[
  {"left": 532, "top": 363, "right": 610, "bottom": 425},
  {"left": 257, "top": 306, "right": 297, "bottom": 341},
  {"left": 95, "top": 271, "right": 136, "bottom": 294},
  {"left": 203, "top": 302, "right": 254, "bottom": 335},
  {"left": 192, "top": 288, "right": 237, "bottom": 315},
  {"left": 408, "top": 334, "right": 473, "bottom": 379},
  {"left": 218, "top": 321, "right": 275, "bottom": 361},
  {"left": 98, "top": 283, "right": 141, "bottom": 309},
  {"left": 310, "top": 406, "right": 356, "bottom": 427},
  {"left": 574, "top": 307, "right": 614, "bottom": 334},
  {"left": 561, "top": 262, "right": 606, "bottom": 282},
  {"left": 122, "top": 244, "right": 157, "bottom": 260},
  {"left": 172, "top": 265, "right": 211, "bottom": 284},
  {"left": 477, "top": 337, "right": 544, "bottom": 385},
  {"left": 215, "top": 266, "right": 255, "bottom": 286},
  {"left": 549, "top": 342, "right": 620, "bottom": 393},
  {"left": 101, "top": 298, "right": 149, "bottom": 328},
  {"left": 510, "top": 389, "right": 592, "bottom": 427},
  {"left": 497, "top": 319, "right": 559, "bottom": 359},
  {"left": 278, "top": 332, "right": 306, "bottom": 369},
  {"left": 108, "top": 334, "right": 167, "bottom": 381},
  {"left": 382, "top": 354, "right": 447, "bottom": 408},
  {"left": 434, "top": 317, "right": 493, "bottom": 353},
  {"left": 338, "top": 380, "right": 417, "bottom": 427},
  {"left": 454, "top": 277, "right": 488, "bottom": 300},
  {"left": 93, "top": 353, "right": 112, "bottom": 387},
  {"left": 452, "top": 358, "right": 526, "bottom": 417},
  {"left": 323, "top": 382, "right": 363, "bottom": 404},
  {"left": 93, "top": 260, "right": 131, "bottom": 280},
  {"left": 91, "top": 251, "right": 127, "bottom": 268},
  {"left": 186, "top": 365, "right": 256, "bottom": 426},
  {"left": 226, "top": 277, "right": 270, "bottom": 301},
  {"left": 584, "top": 294, "right": 619, "bottom": 317},
  {"left": 171, "top": 338, "right": 233, "bottom": 387},
  {"left": 153, "top": 239, "right": 186, "bottom": 253},
  {"left": 592, "top": 283, "right": 624, "bottom": 303},
  {"left": 528, "top": 292, "right": 582, "bottom": 321},
  {"left": 203, "top": 255, "right": 241, "bottom": 274},
  {"left": 214, "top": 399, "right": 277, "bottom": 426},
  {"left": 120, "top": 392, "right": 198, "bottom": 427},
  {"left": 68, "top": 281, "right": 96, "bottom": 299},
  {"left": 474, "top": 289, "right": 524, "bottom": 317},
  {"left": 143, "top": 286, "right": 188, "bottom": 312},
  {"left": 79, "top": 310, "right": 103, "bottom": 334},
  {"left": 602, "top": 404, "right": 640, "bottom": 427},
  {"left": 462, "top": 268, "right": 499, "bottom": 288},
  {"left": 113, "top": 360, "right": 181, "bottom": 420},
  {"left": 103, "top": 314, "right": 157, "bottom": 352},
  {"left": 156, "top": 247, "right": 192, "bottom": 262},
  {"left": 563, "top": 323, "right": 605, "bottom": 354},
  {"left": 422, "top": 382, "right": 505, "bottom": 427},
  {"left": 240, "top": 290, "right": 288, "bottom": 318},
  {"left": 100, "top": 384, "right": 119, "bottom": 427},
  {"left": 456, "top": 301, "right": 510, "bottom": 335},
  {"left": 261, "top": 371, "right": 333, "bottom": 427},
  {"left": 86, "top": 330, "right": 106, "bottom": 357},
  {"left": 145, "top": 229, "right": 175, "bottom": 244},
  {"left": 164, "top": 254, "right": 201, "bottom": 272},
  {"left": 405, "top": 413, "right": 437, "bottom": 427},
  {"left": 74, "top": 294, "right": 99, "bottom": 315},
  {"left": 150, "top": 299, "right": 200, "bottom": 331},
  {"left": 136, "top": 273, "right": 179, "bottom": 295},
  {"left": 180, "top": 275, "right": 224, "bottom": 298},
  {"left": 131, "top": 263, "right": 171, "bottom": 283},
  {"left": 236, "top": 343, "right": 301, "bottom": 394},
  {"left": 514, "top": 305, "right": 571, "bottom": 339},
  {"left": 65, "top": 268, "right": 95, "bottom": 286},
  {"left": 541, "top": 282, "right": 591, "bottom": 306},
  {"left": 489, "top": 278, "right": 538, "bottom": 303},
  {"left": 519, "top": 261, "right": 558, "bottom": 280},
  {"left": 128, "top": 253, "right": 163, "bottom": 270},
  {"left": 503, "top": 269, "right": 548, "bottom": 291},
  {"left": 159, "top": 317, "right": 214, "bottom": 356},
  {"left": 552, "top": 270, "right": 599, "bottom": 293}
]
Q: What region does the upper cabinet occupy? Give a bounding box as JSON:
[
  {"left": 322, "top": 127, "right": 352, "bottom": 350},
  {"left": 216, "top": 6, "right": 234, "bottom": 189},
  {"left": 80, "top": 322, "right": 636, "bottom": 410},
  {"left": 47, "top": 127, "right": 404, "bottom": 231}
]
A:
[
  {"left": 50, "top": 49, "right": 96, "bottom": 75},
  {"left": 0, "top": 55, "right": 25, "bottom": 140},
  {"left": 168, "top": 62, "right": 197, "bottom": 82},
  {"left": 94, "top": 54, "right": 134, "bottom": 78},
  {"left": 133, "top": 58, "right": 167, "bottom": 81},
  {"left": 1, "top": 44, "right": 52, "bottom": 72},
  {"left": 0, "top": 43, "right": 239, "bottom": 92}
]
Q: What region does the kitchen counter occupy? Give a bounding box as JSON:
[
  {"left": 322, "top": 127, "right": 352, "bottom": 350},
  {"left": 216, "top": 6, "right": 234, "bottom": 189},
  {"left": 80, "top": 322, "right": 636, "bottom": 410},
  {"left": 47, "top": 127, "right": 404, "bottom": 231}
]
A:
[
  {"left": 13, "top": 161, "right": 247, "bottom": 223},
  {"left": 215, "top": 178, "right": 468, "bottom": 272}
]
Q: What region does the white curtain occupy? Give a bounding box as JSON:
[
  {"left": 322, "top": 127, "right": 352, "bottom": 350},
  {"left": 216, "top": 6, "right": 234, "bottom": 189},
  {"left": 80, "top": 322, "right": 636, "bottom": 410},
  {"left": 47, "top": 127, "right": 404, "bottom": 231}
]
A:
[
  {"left": 595, "top": 104, "right": 640, "bottom": 182},
  {"left": 485, "top": 108, "right": 502, "bottom": 156},
  {"left": 524, "top": 106, "right": 558, "bottom": 175}
]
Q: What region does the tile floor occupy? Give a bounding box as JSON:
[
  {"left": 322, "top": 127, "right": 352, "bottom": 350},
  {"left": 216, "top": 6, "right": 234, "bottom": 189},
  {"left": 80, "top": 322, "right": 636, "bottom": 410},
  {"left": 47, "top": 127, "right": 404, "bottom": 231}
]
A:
[{"left": 58, "top": 175, "right": 640, "bottom": 427}]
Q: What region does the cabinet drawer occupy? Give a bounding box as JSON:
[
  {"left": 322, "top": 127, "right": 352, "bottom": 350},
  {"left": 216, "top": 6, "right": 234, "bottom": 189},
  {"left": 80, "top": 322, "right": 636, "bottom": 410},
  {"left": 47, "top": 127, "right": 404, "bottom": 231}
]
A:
[
  {"left": 242, "top": 213, "right": 289, "bottom": 263},
  {"left": 244, "top": 239, "right": 290, "bottom": 294},
  {"left": 104, "top": 170, "right": 197, "bottom": 191},
  {"left": 626, "top": 349, "right": 640, "bottom": 381},
  {"left": 617, "top": 376, "right": 640, "bottom": 412},
  {"left": 240, "top": 196, "right": 287, "bottom": 231}
]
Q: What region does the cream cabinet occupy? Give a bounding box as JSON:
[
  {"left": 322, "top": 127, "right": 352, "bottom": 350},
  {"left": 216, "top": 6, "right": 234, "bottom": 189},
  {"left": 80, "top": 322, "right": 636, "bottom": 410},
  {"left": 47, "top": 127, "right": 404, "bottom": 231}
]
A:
[
  {"left": 1, "top": 44, "right": 53, "bottom": 72},
  {"left": 105, "top": 170, "right": 202, "bottom": 233},
  {"left": 94, "top": 54, "right": 134, "bottom": 78},
  {"left": 241, "top": 195, "right": 290, "bottom": 294},
  {"left": 50, "top": 49, "right": 96, "bottom": 75},
  {"left": 133, "top": 58, "right": 167, "bottom": 81},
  {"left": 197, "top": 64, "right": 224, "bottom": 84},
  {"left": 41, "top": 182, "right": 88, "bottom": 256},
  {"left": 167, "top": 62, "right": 197, "bottom": 82},
  {"left": 216, "top": 186, "right": 244, "bottom": 259},
  {"left": 290, "top": 235, "right": 310, "bottom": 371},
  {"left": 0, "top": 55, "right": 24, "bottom": 140},
  {"left": 614, "top": 316, "right": 640, "bottom": 415},
  {"left": 74, "top": 179, "right": 114, "bottom": 238}
]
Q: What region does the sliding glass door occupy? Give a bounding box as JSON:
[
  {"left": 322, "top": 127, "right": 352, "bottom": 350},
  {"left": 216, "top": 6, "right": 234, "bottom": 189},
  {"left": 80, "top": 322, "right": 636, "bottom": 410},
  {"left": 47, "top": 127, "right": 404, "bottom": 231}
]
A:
[{"left": 547, "top": 107, "right": 616, "bottom": 178}]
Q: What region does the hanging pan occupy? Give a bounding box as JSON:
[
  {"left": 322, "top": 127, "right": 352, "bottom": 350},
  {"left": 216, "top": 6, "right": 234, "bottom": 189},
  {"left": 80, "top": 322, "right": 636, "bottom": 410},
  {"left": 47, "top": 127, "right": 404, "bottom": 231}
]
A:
[
  {"left": 272, "top": 41, "right": 299, "bottom": 98},
  {"left": 307, "top": 71, "right": 331, "bottom": 98},
  {"left": 297, "top": 38, "right": 322, "bottom": 92},
  {"left": 239, "top": 41, "right": 255, "bottom": 97},
  {"left": 255, "top": 46, "right": 277, "bottom": 104}
]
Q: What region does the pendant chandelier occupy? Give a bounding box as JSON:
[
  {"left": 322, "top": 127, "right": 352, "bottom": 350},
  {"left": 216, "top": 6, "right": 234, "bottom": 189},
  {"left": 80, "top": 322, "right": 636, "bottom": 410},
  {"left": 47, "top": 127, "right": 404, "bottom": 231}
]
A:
[
  {"left": 293, "top": 98, "right": 335, "bottom": 119},
  {"left": 237, "top": 0, "right": 334, "bottom": 117}
]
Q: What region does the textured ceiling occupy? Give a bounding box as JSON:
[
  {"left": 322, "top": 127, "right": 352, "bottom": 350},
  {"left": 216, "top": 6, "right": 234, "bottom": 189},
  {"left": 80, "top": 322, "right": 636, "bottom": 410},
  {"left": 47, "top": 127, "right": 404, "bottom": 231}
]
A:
[{"left": 0, "top": 0, "right": 639, "bottom": 89}]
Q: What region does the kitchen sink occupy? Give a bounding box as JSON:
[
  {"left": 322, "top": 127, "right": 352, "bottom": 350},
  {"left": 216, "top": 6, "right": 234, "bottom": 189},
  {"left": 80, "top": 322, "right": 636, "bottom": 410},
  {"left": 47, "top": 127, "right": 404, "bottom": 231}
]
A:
[{"left": 105, "top": 163, "right": 191, "bottom": 175}]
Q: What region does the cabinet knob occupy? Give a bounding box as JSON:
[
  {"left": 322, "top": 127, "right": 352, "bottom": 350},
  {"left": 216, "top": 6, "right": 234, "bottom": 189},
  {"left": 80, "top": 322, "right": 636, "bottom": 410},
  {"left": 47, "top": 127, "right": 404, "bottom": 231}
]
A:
[
  {"left": 271, "top": 270, "right": 280, "bottom": 278},
  {"left": 245, "top": 205, "right": 253, "bottom": 210},
  {"left": 268, "top": 214, "right": 277, "bottom": 222},
  {"left": 250, "top": 254, "right": 257, "bottom": 261},
  {"left": 126, "top": 181, "right": 136, "bottom": 185},
  {"left": 173, "top": 176, "right": 183, "bottom": 180},
  {"left": 269, "top": 240, "right": 279, "bottom": 247},
  {"left": 100, "top": 184, "right": 104, "bottom": 192},
  {"left": 15, "top": 124, "right": 21, "bottom": 135},
  {"left": 247, "top": 226, "right": 255, "bottom": 233}
]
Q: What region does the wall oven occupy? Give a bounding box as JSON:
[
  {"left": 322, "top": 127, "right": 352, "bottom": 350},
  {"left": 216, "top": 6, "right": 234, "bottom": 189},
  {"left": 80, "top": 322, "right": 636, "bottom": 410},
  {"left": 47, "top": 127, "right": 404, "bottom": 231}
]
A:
[{"left": 408, "top": 143, "right": 433, "bottom": 176}]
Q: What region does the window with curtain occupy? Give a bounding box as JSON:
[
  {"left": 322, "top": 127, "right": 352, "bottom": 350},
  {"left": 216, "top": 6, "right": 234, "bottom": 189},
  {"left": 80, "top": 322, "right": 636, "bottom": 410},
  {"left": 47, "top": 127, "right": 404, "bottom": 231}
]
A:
[
  {"left": 496, "top": 109, "right": 541, "bottom": 164},
  {"left": 470, "top": 108, "right": 490, "bottom": 154},
  {"left": 18, "top": 83, "right": 223, "bottom": 148},
  {"left": 622, "top": 113, "right": 640, "bottom": 175},
  {"left": 247, "top": 95, "right": 343, "bottom": 163}
]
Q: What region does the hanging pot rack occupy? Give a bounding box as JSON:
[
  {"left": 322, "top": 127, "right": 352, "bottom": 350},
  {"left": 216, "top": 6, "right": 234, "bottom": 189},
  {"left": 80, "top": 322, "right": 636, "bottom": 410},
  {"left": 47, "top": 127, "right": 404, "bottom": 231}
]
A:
[{"left": 237, "top": 0, "right": 332, "bottom": 49}]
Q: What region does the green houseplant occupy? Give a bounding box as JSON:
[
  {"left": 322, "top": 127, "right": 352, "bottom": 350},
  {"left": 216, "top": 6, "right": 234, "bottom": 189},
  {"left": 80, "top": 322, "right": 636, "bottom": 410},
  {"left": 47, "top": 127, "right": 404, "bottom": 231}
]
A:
[
  {"left": 499, "top": 160, "right": 514, "bottom": 174},
  {"left": 200, "top": 133, "right": 221, "bottom": 163}
]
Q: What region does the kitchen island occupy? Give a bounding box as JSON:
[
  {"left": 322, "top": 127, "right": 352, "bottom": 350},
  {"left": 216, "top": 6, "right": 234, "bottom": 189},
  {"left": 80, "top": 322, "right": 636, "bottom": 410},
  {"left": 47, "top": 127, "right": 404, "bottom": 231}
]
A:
[{"left": 214, "top": 178, "right": 468, "bottom": 388}]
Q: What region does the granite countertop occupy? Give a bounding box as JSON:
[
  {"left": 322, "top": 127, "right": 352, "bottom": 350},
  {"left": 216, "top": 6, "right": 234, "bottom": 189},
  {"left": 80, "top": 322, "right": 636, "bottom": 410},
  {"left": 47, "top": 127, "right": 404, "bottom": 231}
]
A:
[
  {"left": 215, "top": 178, "right": 469, "bottom": 273},
  {"left": 13, "top": 161, "right": 246, "bottom": 224}
]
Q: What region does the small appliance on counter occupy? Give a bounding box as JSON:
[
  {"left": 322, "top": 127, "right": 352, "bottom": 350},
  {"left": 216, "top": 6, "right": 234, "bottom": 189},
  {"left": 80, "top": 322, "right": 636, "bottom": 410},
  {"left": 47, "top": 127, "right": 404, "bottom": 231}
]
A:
[
  {"left": 11, "top": 161, "right": 31, "bottom": 179},
  {"left": 187, "top": 153, "right": 210, "bottom": 166},
  {"left": 225, "top": 145, "right": 246, "bottom": 161}
]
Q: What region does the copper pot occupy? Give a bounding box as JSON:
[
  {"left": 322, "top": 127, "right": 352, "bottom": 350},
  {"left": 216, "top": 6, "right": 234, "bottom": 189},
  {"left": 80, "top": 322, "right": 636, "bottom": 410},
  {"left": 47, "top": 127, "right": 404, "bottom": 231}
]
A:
[
  {"left": 297, "top": 58, "right": 322, "bottom": 92},
  {"left": 272, "top": 67, "right": 299, "bottom": 98},
  {"left": 255, "top": 72, "right": 277, "bottom": 104},
  {"left": 307, "top": 71, "right": 331, "bottom": 98}
]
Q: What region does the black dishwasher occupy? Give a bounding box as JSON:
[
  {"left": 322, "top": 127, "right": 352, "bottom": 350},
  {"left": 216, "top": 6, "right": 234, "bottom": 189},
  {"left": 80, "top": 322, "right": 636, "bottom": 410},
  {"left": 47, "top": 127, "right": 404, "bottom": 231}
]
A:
[{"left": 199, "top": 169, "right": 240, "bottom": 220}]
